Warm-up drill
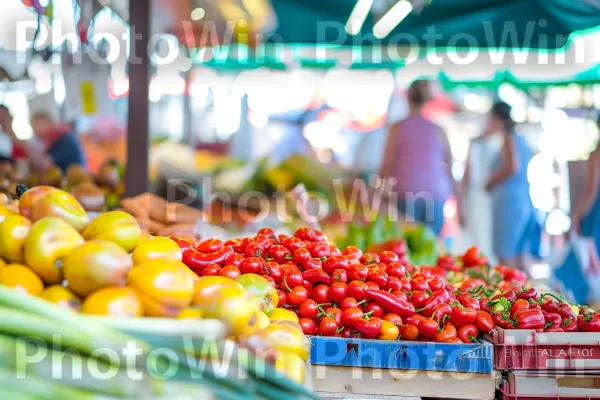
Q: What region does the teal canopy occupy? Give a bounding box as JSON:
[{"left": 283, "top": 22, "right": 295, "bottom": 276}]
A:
[{"left": 269, "top": 0, "right": 600, "bottom": 49}]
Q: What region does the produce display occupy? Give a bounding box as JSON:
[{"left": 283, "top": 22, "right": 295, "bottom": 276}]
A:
[
  {"left": 174, "top": 227, "right": 599, "bottom": 342},
  {"left": 0, "top": 160, "right": 125, "bottom": 211},
  {"left": 0, "top": 186, "right": 315, "bottom": 394}
]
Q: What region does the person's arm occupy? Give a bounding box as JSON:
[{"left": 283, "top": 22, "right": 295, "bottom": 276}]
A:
[
  {"left": 572, "top": 149, "right": 600, "bottom": 233},
  {"left": 486, "top": 135, "right": 519, "bottom": 192},
  {"left": 378, "top": 123, "right": 398, "bottom": 178}
]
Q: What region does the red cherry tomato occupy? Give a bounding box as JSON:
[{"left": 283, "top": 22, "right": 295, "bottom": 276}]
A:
[
  {"left": 219, "top": 265, "right": 241, "bottom": 280},
  {"left": 348, "top": 264, "right": 368, "bottom": 282},
  {"left": 312, "top": 230, "right": 327, "bottom": 243},
  {"left": 277, "top": 290, "right": 287, "bottom": 306},
  {"left": 385, "top": 276, "right": 403, "bottom": 292},
  {"left": 383, "top": 313, "right": 403, "bottom": 326},
  {"left": 293, "top": 247, "right": 312, "bottom": 265},
  {"left": 240, "top": 257, "right": 264, "bottom": 275},
  {"left": 331, "top": 269, "right": 348, "bottom": 283},
  {"left": 257, "top": 228, "right": 275, "bottom": 237},
  {"left": 360, "top": 252, "right": 380, "bottom": 264},
  {"left": 201, "top": 263, "right": 221, "bottom": 277},
  {"left": 380, "top": 251, "right": 399, "bottom": 265},
  {"left": 281, "top": 270, "right": 303, "bottom": 292},
  {"left": 385, "top": 262, "right": 406, "bottom": 279},
  {"left": 267, "top": 245, "right": 292, "bottom": 264},
  {"left": 311, "top": 284, "right": 331, "bottom": 305},
  {"left": 339, "top": 297, "right": 360, "bottom": 311},
  {"left": 347, "top": 281, "right": 369, "bottom": 301},
  {"left": 342, "top": 246, "right": 363, "bottom": 258},
  {"left": 302, "top": 279, "right": 314, "bottom": 293},
  {"left": 262, "top": 262, "right": 283, "bottom": 282},
  {"left": 287, "top": 286, "right": 310, "bottom": 306},
  {"left": 364, "top": 302, "right": 385, "bottom": 319},
  {"left": 307, "top": 242, "right": 330, "bottom": 259},
  {"left": 341, "top": 307, "right": 364, "bottom": 328},
  {"left": 281, "top": 236, "right": 304, "bottom": 252},
  {"left": 367, "top": 269, "right": 388, "bottom": 288},
  {"left": 295, "top": 227, "right": 315, "bottom": 242},
  {"left": 299, "top": 318, "right": 318, "bottom": 335},
  {"left": 224, "top": 252, "right": 244, "bottom": 268},
  {"left": 328, "top": 282, "right": 348, "bottom": 304},
  {"left": 329, "top": 245, "right": 342, "bottom": 256},
  {"left": 322, "top": 307, "right": 342, "bottom": 326},
  {"left": 245, "top": 242, "right": 265, "bottom": 258},
  {"left": 322, "top": 256, "right": 349, "bottom": 275},
  {"left": 299, "top": 299, "right": 319, "bottom": 319},
  {"left": 319, "top": 317, "right": 338, "bottom": 336}
]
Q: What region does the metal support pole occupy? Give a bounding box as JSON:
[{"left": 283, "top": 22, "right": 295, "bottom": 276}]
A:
[{"left": 125, "top": 0, "right": 151, "bottom": 197}]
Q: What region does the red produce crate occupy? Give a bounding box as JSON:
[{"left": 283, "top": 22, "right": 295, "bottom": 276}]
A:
[
  {"left": 492, "top": 328, "right": 600, "bottom": 371},
  {"left": 501, "top": 377, "right": 600, "bottom": 400}
]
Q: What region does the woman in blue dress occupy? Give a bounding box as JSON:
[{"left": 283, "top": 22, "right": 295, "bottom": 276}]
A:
[{"left": 485, "top": 102, "right": 534, "bottom": 271}]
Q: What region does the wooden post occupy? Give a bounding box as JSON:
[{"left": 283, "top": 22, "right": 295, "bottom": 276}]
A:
[{"left": 125, "top": 0, "right": 151, "bottom": 197}]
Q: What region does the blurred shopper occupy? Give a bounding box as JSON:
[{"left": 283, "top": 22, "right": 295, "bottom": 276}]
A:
[
  {"left": 571, "top": 115, "right": 600, "bottom": 249},
  {"left": 379, "top": 80, "right": 462, "bottom": 235},
  {"left": 485, "top": 102, "right": 534, "bottom": 270},
  {"left": 0, "top": 106, "right": 14, "bottom": 164},
  {"left": 30, "top": 113, "right": 85, "bottom": 172},
  {"left": 462, "top": 129, "right": 503, "bottom": 263}
]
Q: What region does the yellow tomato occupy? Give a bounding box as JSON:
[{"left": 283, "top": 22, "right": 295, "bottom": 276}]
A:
[
  {"left": 0, "top": 215, "right": 31, "bottom": 263},
  {"left": 177, "top": 306, "right": 203, "bottom": 319},
  {"left": 39, "top": 285, "right": 82, "bottom": 311},
  {"left": 275, "top": 351, "right": 306, "bottom": 384},
  {"left": 82, "top": 211, "right": 141, "bottom": 253},
  {"left": 378, "top": 320, "right": 400, "bottom": 340},
  {"left": 269, "top": 308, "right": 299, "bottom": 324},
  {"left": 0, "top": 264, "right": 44, "bottom": 295},
  {"left": 81, "top": 287, "right": 143, "bottom": 317},
  {"left": 127, "top": 260, "right": 194, "bottom": 317},
  {"left": 261, "top": 322, "right": 311, "bottom": 361},
  {"left": 256, "top": 311, "right": 270, "bottom": 329},
  {"left": 202, "top": 286, "right": 262, "bottom": 337},
  {"left": 131, "top": 237, "right": 182, "bottom": 265},
  {"left": 192, "top": 276, "right": 243, "bottom": 306}
]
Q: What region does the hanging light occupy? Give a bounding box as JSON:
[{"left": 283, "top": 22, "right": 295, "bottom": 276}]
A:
[
  {"left": 345, "top": 0, "right": 374, "bottom": 35},
  {"left": 373, "top": 0, "right": 413, "bottom": 39}
]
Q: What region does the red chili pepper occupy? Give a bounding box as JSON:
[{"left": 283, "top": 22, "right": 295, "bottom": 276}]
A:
[
  {"left": 182, "top": 246, "right": 234, "bottom": 274},
  {"left": 196, "top": 238, "right": 223, "bottom": 254},
  {"left": 510, "top": 299, "right": 530, "bottom": 318},
  {"left": 475, "top": 310, "right": 495, "bottom": 333},
  {"left": 302, "top": 268, "right": 331, "bottom": 285},
  {"left": 457, "top": 293, "right": 480, "bottom": 310},
  {"left": 492, "top": 312, "right": 515, "bottom": 329},
  {"left": 364, "top": 289, "right": 416, "bottom": 317},
  {"left": 515, "top": 286, "right": 537, "bottom": 300},
  {"left": 450, "top": 303, "right": 477, "bottom": 328},
  {"left": 561, "top": 317, "right": 578, "bottom": 332},
  {"left": 432, "top": 304, "right": 452, "bottom": 325},
  {"left": 544, "top": 312, "right": 562, "bottom": 328},
  {"left": 419, "top": 290, "right": 449, "bottom": 318},
  {"left": 514, "top": 309, "right": 546, "bottom": 330},
  {"left": 354, "top": 316, "right": 383, "bottom": 338}
]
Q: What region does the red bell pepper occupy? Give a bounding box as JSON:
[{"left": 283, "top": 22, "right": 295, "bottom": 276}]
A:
[
  {"left": 544, "top": 326, "right": 565, "bottom": 332},
  {"left": 405, "top": 313, "right": 426, "bottom": 328},
  {"left": 418, "top": 318, "right": 440, "bottom": 338},
  {"left": 544, "top": 312, "right": 562, "bottom": 329},
  {"left": 510, "top": 299, "right": 530, "bottom": 318},
  {"left": 456, "top": 293, "right": 481, "bottom": 310},
  {"left": 561, "top": 317, "right": 578, "bottom": 332},
  {"left": 364, "top": 289, "right": 416, "bottom": 317},
  {"left": 515, "top": 286, "right": 537, "bottom": 300},
  {"left": 528, "top": 299, "right": 541, "bottom": 310},
  {"left": 419, "top": 290, "right": 450, "bottom": 318},
  {"left": 475, "top": 310, "right": 495, "bottom": 333},
  {"left": 182, "top": 246, "right": 234, "bottom": 274},
  {"left": 354, "top": 316, "right": 383, "bottom": 338},
  {"left": 514, "top": 309, "right": 546, "bottom": 330},
  {"left": 432, "top": 304, "right": 452, "bottom": 325},
  {"left": 480, "top": 298, "right": 492, "bottom": 313},
  {"left": 490, "top": 297, "right": 512, "bottom": 315},
  {"left": 457, "top": 324, "right": 479, "bottom": 343},
  {"left": 492, "top": 290, "right": 517, "bottom": 303},
  {"left": 558, "top": 303, "right": 577, "bottom": 320},
  {"left": 434, "top": 323, "right": 457, "bottom": 342},
  {"left": 578, "top": 313, "right": 600, "bottom": 332},
  {"left": 450, "top": 303, "right": 477, "bottom": 328},
  {"left": 492, "top": 313, "right": 515, "bottom": 329},
  {"left": 302, "top": 268, "right": 331, "bottom": 285}
]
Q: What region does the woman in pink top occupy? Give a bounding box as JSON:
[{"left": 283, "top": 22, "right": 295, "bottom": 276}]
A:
[{"left": 379, "top": 80, "right": 461, "bottom": 235}]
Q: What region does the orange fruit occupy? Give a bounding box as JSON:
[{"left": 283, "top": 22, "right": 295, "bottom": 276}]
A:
[
  {"left": 62, "top": 239, "right": 133, "bottom": 297},
  {"left": 131, "top": 237, "right": 182, "bottom": 265},
  {"left": 39, "top": 285, "right": 82, "bottom": 311},
  {"left": 81, "top": 287, "right": 143, "bottom": 317},
  {"left": 0, "top": 264, "right": 44, "bottom": 295},
  {"left": 127, "top": 260, "right": 194, "bottom": 317}
]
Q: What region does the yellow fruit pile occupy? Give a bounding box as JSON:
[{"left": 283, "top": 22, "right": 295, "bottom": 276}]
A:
[{"left": 0, "top": 186, "right": 310, "bottom": 384}]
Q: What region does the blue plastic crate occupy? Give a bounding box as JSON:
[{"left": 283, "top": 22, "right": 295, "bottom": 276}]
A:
[{"left": 310, "top": 336, "right": 493, "bottom": 374}]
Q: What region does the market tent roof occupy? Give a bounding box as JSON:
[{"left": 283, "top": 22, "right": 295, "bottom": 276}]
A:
[
  {"left": 270, "top": 0, "right": 600, "bottom": 49},
  {"left": 438, "top": 64, "right": 600, "bottom": 90}
]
